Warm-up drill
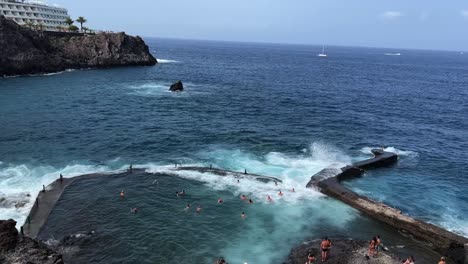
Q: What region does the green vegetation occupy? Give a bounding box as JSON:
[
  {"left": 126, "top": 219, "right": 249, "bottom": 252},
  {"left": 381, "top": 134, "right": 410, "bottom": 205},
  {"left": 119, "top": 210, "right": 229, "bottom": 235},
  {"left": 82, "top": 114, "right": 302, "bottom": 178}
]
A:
[
  {"left": 64, "top": 17, "right": 74, "bottom": 26},
  {"left": 76, "top": 16, "right": 87, "bottom": 32},
  {"left": 68, "top": 25, "right": 79, "bottom": 32},
  {"left": 24, "top": 21, "right": 34, "bottom": 29}
]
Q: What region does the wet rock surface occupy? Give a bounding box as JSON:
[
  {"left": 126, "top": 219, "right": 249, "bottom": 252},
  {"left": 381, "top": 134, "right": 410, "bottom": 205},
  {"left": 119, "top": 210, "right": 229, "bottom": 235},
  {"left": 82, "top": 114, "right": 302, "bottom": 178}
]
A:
[
  {"left": 0, "top": 219, "right": 63, "bottom": 264},
  {"left": 169, "top": 80, "right": 184, "bottom": 92}
]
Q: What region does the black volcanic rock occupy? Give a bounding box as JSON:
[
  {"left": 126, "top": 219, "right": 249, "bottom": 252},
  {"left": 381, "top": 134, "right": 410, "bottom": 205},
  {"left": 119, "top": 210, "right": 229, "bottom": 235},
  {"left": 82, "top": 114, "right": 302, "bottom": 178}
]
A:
[
  {"left": 0, "top": 219, "right": 18, "bottom": 252},
  {"left": 287, "top": 239, "right": 400, "bottom": 264},
  {"left": 0, "top": 219, "right": 63, "bottom": 264},
  {"left": 169, "top": 80, "right": 184, "bottom": 92},
  {"left": 0, "top": 15, "right": 157, "bottom": 77}
]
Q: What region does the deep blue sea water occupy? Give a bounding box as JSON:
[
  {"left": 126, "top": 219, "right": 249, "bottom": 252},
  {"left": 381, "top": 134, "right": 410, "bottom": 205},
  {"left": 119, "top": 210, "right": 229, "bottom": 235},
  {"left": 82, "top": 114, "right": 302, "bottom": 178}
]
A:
[{"left": 1, "top": 38, "right": 467, "bottom": 263}]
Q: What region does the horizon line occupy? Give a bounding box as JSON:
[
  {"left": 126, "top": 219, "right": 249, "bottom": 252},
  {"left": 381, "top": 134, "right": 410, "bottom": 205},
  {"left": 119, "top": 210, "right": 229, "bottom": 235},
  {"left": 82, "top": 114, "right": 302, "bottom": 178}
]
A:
[{"left": 139, "top": 35, "right": 466, "bottom": 53}]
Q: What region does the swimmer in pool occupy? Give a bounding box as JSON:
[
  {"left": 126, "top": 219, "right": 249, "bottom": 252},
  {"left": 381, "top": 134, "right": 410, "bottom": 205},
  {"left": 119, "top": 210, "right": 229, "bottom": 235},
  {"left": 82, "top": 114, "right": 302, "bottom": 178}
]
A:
[
  {"left": 185, "top": 204, "right": 191, "bottom": 210},
  {"left": 291, "top": 188, "right": 295, "bottom": 192},
  {"left": 278, "top": 190, "right": 283, "bottom": 196},
  {"left": 196, "top": 205, "right": 202, "bottom": 213},
  {"left": 240, "top": 194, "right": 247, "bottom": 200},
  {"left": 248, "top": 199, "right": 253, "bottom": 204},
  {"left": 218, "top": 198, "right": 223, "bottom": 203},
  {"left": 267, "top": 195, "right": 273, "bottom": 202},
  {"left": 274, "top": 181, "right": 278, "bottom": 186},
  {"left": 237, "top": 179, "right": 240, "bottom": 184},
  {"left": 120, "top": 190, "right": 125, "bottom": 199},
  {"left": 130, "top": 207, "right": 139, "bottom": 214},
  {"left": 241, "top": 212, "right": 246, "bottom": 219}
]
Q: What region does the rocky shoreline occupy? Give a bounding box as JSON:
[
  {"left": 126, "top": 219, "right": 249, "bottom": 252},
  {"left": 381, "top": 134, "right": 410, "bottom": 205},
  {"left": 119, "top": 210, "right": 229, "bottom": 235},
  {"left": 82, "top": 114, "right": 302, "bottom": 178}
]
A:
[
  {"left": 0, "top": 15, "right": 157, "bottom": 77},
  {"left": 0, "top": 219, "right": 63, "bottom": 264},
  {"left": 286, "top": 239, "right": 401, "bottom": 264}
]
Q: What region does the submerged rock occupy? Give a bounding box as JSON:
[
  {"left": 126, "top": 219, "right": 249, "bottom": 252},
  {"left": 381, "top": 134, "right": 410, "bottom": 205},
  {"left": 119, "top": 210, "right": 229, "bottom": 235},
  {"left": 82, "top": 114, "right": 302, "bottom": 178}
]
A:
[
  {"left": 287, "top": 239, "right": 401, "bottom": 264},
  {"left": 0, "top": 15, "right": 157, "bottom": 77},
  {"left": 169, "top": 80, "right": 184, "bottom": 92},
  {"left": 0, "top": 219, "right": 63, "bottom": 264}
]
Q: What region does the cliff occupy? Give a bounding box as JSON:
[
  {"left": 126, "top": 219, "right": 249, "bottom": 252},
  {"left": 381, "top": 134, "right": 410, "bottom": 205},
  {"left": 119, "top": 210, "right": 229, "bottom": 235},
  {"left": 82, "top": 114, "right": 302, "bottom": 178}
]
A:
[
  {"left": 0, "top": 219, "right": 63, "bottom": 264},
  {"left": 0, "top": 15, "right": 157, "bottom": 77}
]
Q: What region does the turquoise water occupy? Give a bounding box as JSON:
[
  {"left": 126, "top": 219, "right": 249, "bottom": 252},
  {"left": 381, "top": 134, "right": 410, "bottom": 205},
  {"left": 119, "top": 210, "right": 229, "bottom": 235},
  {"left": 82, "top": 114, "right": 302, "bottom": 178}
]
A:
[{"left": 1, "top": 38, "right": 467, "bottom": 262}]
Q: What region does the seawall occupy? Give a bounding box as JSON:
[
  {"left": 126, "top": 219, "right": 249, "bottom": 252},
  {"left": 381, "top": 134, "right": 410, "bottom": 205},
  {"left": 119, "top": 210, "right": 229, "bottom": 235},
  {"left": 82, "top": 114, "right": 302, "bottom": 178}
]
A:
[{"left": 307, "top": 149, "right": 468, "bottom": 263}]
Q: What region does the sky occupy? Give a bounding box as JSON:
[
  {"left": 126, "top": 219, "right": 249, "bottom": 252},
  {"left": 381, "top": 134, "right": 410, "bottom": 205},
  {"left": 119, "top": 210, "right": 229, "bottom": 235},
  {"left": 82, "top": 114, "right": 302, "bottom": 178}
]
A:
[{"left": 52, "top": 0, "right": 468, "bottom": 51}]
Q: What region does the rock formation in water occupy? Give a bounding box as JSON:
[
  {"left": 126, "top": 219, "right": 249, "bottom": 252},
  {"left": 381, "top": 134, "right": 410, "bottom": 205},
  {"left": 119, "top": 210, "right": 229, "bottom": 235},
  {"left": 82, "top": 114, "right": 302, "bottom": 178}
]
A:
[
  {"left": 169, "top": 80, "right": 184, "bottom": 92},
  {"left": 0, "top": 219, "right": 63, "bottom": 264},
  {"left": 287, "top": 239, "right": 401, "bottom": 264},
  {"left": 0, "top": 15, "right": 157, "bottom": 77}
]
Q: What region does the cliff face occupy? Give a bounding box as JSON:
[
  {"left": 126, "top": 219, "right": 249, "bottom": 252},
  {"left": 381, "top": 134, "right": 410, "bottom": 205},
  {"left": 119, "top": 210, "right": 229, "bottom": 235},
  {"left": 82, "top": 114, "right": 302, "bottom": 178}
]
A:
[
  {"left": 0, "top": 15, "right": 157, "bottom": 76},
  {"left": 0, "top": 219, "right": 63, "bottom": 264}
]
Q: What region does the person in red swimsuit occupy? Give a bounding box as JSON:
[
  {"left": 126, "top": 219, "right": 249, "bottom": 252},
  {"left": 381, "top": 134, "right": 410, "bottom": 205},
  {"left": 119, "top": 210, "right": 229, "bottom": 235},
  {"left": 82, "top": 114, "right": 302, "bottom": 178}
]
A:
[{"left": 320, "top": 237, "right": 331, "bottom": 262}]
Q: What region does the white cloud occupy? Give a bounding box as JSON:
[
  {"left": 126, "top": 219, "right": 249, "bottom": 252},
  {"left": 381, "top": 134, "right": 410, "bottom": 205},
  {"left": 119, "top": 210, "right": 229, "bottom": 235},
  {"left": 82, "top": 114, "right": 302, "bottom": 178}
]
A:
[
  {"left": 382, "top": 11, "right": 402, "bottom": 19},
  {"left": 462, "top": 10, "right": 468, "bottom": 17}
]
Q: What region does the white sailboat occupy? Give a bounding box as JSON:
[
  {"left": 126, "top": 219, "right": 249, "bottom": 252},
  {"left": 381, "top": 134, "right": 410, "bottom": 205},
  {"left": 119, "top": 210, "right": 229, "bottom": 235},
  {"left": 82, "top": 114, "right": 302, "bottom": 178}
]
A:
[{"left": 318, "top": 45, "right": 327, "bottom": 57}]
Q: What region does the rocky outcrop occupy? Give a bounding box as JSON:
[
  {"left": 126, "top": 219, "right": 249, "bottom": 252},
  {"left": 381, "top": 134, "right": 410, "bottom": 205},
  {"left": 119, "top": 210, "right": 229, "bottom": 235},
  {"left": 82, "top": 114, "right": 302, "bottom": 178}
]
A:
[
  {"left": 0, "top": 15, "right": 157, "bottom": 77},
  {"left": 169, "top": 80, "right": 184, "bottom": 92},
  {"left": 287, "top": 239, "right": 400, "bottom": 264},
  {"left": 0, "top": 219, "right": 18, "bottom": 252},
  {"left": 0, "top": 219, "right": 63, "bottom": 264}
]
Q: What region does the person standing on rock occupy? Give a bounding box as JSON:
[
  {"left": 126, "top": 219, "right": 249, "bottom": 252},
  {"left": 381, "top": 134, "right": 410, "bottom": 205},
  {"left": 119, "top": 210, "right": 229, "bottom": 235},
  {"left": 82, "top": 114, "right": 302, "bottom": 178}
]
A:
[
  {"left": 368, "top": 237, "right": 377, "bottom": 257},
  {"left": 375, "top": 235, "right": 381, "bottom": 256},
  {"left": 320, "top": 237, "right": 331, "bottom": 262},
  {"left": 438, "top": 256, "right": 446, "bottom": 264}
]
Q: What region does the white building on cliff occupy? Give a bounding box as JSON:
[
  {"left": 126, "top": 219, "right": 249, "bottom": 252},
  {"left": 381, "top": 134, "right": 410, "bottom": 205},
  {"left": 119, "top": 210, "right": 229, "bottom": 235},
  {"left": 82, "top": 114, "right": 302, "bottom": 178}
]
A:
[{"left": 0, "top": 0, "right": 68, "bottom": 31}]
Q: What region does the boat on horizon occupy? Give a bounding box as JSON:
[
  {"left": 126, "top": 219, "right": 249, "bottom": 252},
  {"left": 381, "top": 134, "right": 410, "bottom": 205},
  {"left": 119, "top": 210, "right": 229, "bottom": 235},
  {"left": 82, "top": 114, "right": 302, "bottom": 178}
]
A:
[
  {"left": 318, "top": 45, "right": 327, "bottom": 57},
  {"left": 384, "top": 52, "right": 401, "bottom": 56}
]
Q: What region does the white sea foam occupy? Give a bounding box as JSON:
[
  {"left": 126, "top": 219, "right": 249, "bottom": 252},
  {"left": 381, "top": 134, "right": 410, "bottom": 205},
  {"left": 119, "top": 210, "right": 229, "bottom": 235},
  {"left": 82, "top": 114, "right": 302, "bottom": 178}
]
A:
[
  {"left": 2, "top": 69, "right": 77, "bottom": 79},
  {"left": 42, "top": 69, "right": 76, "bottom": 76},
  {"left": 360, "top": 146, "right": 418, "bottom": 157},
  {"left": 0, "top": 162, "right": 113, "bottom": 226},
  {"left": 128, "top": 81, "right": 206, "bottom": 97},
  {"left": 141, "top": 143, "right": 359, "bottom": 263},
  {"left": 145, "top": 142, "right": 351, "bottom": 204},
  {"left": 157, "top": 58, "right": 179, "bottom": 63}
]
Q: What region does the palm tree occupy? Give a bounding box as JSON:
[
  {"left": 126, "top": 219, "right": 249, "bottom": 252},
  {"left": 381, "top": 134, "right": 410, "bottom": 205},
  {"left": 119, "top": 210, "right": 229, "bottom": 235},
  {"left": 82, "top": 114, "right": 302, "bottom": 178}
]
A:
[
  {"left": 64, "top": 17, "right": 74, "bottom": 26},
  {"left": 76, "top": 16, "right": 87, "bottom": 32},
  {"left": 82, "top": 26, "right": 89, "bottom": 33}
]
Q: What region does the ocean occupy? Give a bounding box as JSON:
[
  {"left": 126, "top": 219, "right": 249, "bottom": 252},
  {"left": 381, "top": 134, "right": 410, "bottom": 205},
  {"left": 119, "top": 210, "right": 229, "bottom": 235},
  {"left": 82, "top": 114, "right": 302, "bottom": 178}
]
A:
[{"left": 0, "top": 38, "right": 467, "bottom": 263}]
